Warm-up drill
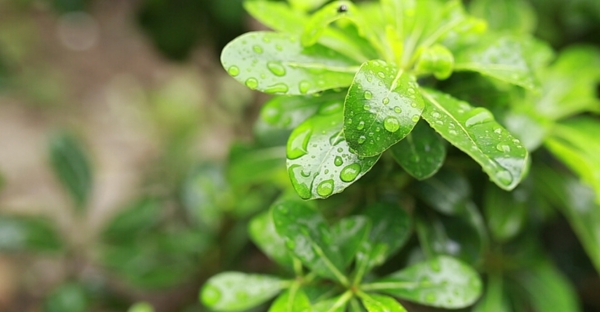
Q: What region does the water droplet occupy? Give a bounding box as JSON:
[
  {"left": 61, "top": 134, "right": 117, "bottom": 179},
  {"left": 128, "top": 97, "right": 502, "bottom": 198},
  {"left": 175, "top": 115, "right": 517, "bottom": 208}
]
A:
[
  {"left": 317, "top": 180, "right": 334, "bottom": 197},
  {"left": 347, "top": 118, "right": 353, "bottom": 125},
  {"left": 252, "top": 45, "right": 263, "bottom": 54},
  {"left": 432, "top": 112, "right": 441, "bottom": 119},
  {"left": 496, "top": 170, "right": 513, "bottom": 185},
  {"left": 227, "top": 66, "right": 240, "bottom": 77},
  {"left": 465, "top": 108, "right": 494, "bottom": 127},
  {"left": 363, "top": 104, "right": 371, "bottom": 111},
  {"left": 287, "top": 126, "right": 312, "bottom": 159},
  {"left": 394, "top": 107, "right": 402, "bottom": 113},
  {"left": 435, "top": 120, "right": 444, "bottom": 126},
  {"left": 494, "top": 128, "right": 502, "bottom": 134},
  {"left": 334, "top": 156, "right": 343, "bottom": 166},
  {"left": 366, "top": 76, "right": 373, "bottom": 82},
  {"left": 202, "top": 285, "right": 222, "bottom": 306},
  {"left": 299, "top": 81, "right": 311, "bottom": 94},
  {"left": 288, "top": 165, "right": 311, "bottom": 199},
  {"left": 357, "top": 121, "right": 365, "bottom": 130},
  {"left": 358, "top": 136, "right": 366, "bottom": 144},
  {"left": 496, "top": 143, "right": 511, "bottom": 153},
  {"left": 340, "top": 163, "right": 361, "bottom": 182},
  {"left": 425, "top": 293, "right": 436, "bottom": 303},
  {"left": 364, "top": 91, "right": 373, "bottom": 100},
  {"left": 245, "top": 78, "right": 258, "bottom": 90},
  {"left": 267, "top": 61, "right": 286, "bottom": 76},
  {"left": 449, "top": 129, "right": 458, "bottom": 136},
  {"left": 412, "top": 115, "right": 420, "bottom": 123},
  {"left": 265, "top": 83, "right": 289, "bottom": 94},
  {"left": 329, "top": 130, "right": 344, "bottom": 146},
  {"left": 384, "top": 117, "right": 400, "bottom": 133},
  {"left": 407, "top": 88, "right": 416, "bottom": 95},
  {"left": 275, "top": 44, "right": 283, "bottom": 51},
  {"left": 377, "top": 72, "right": 385, "bottom": 78},
  {"left": 262, "top": 36, "right": 271, "bottom": 43},
  {"left": 382, "top": 97, "right": 390, "bottom": 105}
]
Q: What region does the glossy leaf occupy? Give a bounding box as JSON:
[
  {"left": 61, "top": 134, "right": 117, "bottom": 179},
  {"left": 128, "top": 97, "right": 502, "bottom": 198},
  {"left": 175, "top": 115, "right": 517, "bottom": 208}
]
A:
[
  {"left": 249, "top": 211, "right": 294, "bottom": 270},
  {"left": 269, "top": 287, "right": 311, "bottom": 312},
  {"left": 0, "top": 216, "right": 62, "bottom": 252},
  {"left": 415, "top": 168, "right": 471, "bottom": 215},
  {"left": 286, "top": 102, "right": 380, "bottom": 199},
  {"left": 355, "top": 202, "right": 412, "bottom": 274},
  {"left": 360, "top": 293, "right": 407, "bottom": 312},
  {"left": 365, "top": 256, "right": 482, "bottom": 309},
  {"left": 344, "top": 60, "right": 424, "bottom": 157},
  {"left": 420, "top": 88, "right": 529, "bottom": 191},
  {"left": 313, "top": 293, "right": 351, "bottom": 312},
  {"left": 331, "top": 216, "right": 371, "bottom": 267},
  {"left": 390, "top": 121, "right": 446, "bottom": 180},
  {"left": 301, "top": 1, "right": 365, "bottom": 47},
  {"left": 484, "top": 183, "right": 527, "bottom": 242},
  {"left": 272, "top": 199, "right": 347, "bottom": 284},
  {"left": 201, "top": 272, "right": 285, "bottom": 311},
  {"left": 221, "top": 31, "right": 359, "bottom": 95},
  {"left": 44, "top": 283, "right": 88, "bottom": 312},
  {"left": 244, "top": 1, "right": 307, "bottom": 34},
  {"left": 453, "top": 35, "right": 538, "bottom": 90},
  {"left": 48, "top": 131, "right": 92, "bottom": 211},
  {"left": 473, "top": 275, "right": 510, "bottom": 312}
]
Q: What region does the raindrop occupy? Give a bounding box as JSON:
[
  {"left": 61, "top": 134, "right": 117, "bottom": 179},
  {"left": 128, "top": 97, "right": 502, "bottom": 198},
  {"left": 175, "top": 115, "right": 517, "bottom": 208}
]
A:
[
  {"left": 340, "top": 163, "right": 361, "bottom": 182},
  {"left": 364, "top": 91, "right": 373, "bottom": 100},
  {"left": 288, "top": 165, "right": 311, "bottom": 199},
  {"left": 334, "top": 156, "right": 343, "bottom": 166},
  {"left": 358, "top": 136, "right": 366, "bottom": 144},
  {"left": 383, "top": 117, "right": 400, "bottom": 133},
  {"left": 496, "top": 143, "right": 511, "bottom": 153},
  {"left": 252, "top": 45, "right": 263, "bottom": 54},
  {"left": 382, "top": 97, "right": 390, "bottom": 105},
  {"left": 317, "top": 180, "right": 334, "bottom": 197},
  {"left": 202, "top": 285, "right": 222, "bottom": 306},
  {"left": 245, "top": 78, "right": 259, "bottom": 90},
  {"left": 287, "top": 127, "right": 312, "bottom": 159},
  {"left": 366, "top": 76, "right": 373, "bottom": 82},
  {"left": 377, "top": 72, "right": 385, "bottom": 78},
  {"left": 496, "top": 170, "right": 514, "bottom": 186},
  {"left": 494, "top": 128, "right": 502, "bottom": 134},
  {"left": 357, "top": 121, "right": 365, "bottom": 130},
  {"left": 299, "top": 81, "right": 311, "bottom": 94},
  {"left": 227, "top": 66, "right": 240, "bottom": 77},
  {"left": 363, "top": 104, "right": 371, "bottom": 111},
  {"left": 267, "top": 61, "right": 286, "bottom": 76},
  {"left": 411, "top": 115, "right": 420, "bottom": 123},
  {"left": 394, "top": 107, "right": 402, "bottom": 113},
  {"left": 465, "top": 108, "right": 494, "bottom": 127},
  {"left": 265, "top": 83, "right": 289, "bottom": 94},
  {"left": 337, "top": 4, "right": 348, "bottom": 13},
  {"left": 432, "top": 112, "right": 441, "bottom": 119}
]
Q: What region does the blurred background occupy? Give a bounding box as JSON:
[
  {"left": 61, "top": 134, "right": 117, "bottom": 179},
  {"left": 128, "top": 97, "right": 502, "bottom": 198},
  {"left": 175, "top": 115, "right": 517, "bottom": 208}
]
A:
[{"left": 0, "top": 0, "right": 598, "bottom": 311}]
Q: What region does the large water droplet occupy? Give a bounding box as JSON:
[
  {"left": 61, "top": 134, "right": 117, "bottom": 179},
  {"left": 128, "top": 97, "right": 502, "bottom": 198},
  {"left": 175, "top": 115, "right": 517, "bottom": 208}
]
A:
[
  {"left": 334, "top": 156, "right": 343, "bottom": 166},
  {"left": 265, "top": 83, "right": 289, "bottom": 94},
  {"left": 496, "top": 170, "right": 514, "bottom": 186},
  {"left": 202, "top": 285, "right": 222, "bottom": 306},
  {"left": 317, "top": 180, "right": 334, "bottom": 197},
  {"left": 287, "top": 126, "right": 312, "bottom": 159},
  {"left": 340, "top": 163, "right": 361, "bottom": 182},
  {"left": 411, "top": 115, "right": 420, "bottom": 123},
  {"left": 363, "top": 104, "right": 371, "bottom": 111},
  {"left": 288, "top": 165, "right": 311, "bottom": 199},
  {"left": 329, "top": 130, "right": 344, "bottom": 146},
  {"left": 382, "top": 97, "right": 390, "bottom": 105},
  {"left": 252, "top": 45, "right": 263, "bottom": 54},
  {"left": 383, "top": 116, "right": 400, "bottom": 133},
  {"left": 357, "top": 121, "right": 365, "bottom": 130},
  {"left": 227, "top": 66, "right": 240, "bottom": 77},
  {"left": 299, "top": 81, "right": 311, "bottom": 94},
  {"left": 364, "top": 91, "right": 373, "bottom": 100},
  {"left": 465, "top": 108, "right": 494, "bottom": 127},
  {"left": 267, "top": 61, "right": 286, "bottom": 76},
  {"left": 358, "top": 136, "right": 366, "bottom": 144},
  {"left": 245, "top": 78, "right": 258, "bottom": 90},
  {"left": 394, "top": 107, "right": 402, "bottom": 113}
]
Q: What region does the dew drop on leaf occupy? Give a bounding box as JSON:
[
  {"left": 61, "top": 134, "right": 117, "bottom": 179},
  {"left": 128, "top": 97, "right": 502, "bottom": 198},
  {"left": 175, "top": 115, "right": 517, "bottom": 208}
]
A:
[
  {"left": 363, "top": 104, "right": 371, "bottom": 111},
  {"left": 265, "top": 83, "right": 289, "bottom": 94},
  {"left": 287, "top": 127, "right": 312, "bottom": 159},
  {"left": 266, "top": 61, "right": 286, "bottom": 76},
  {"left": 288, "top": 165, "right": 311, "bottom": 199},
  {"left": 252, "top": 45, "right": 263, "bottom": 54},
  {"left": 245, "top": 78, "right": 259, "bottom": 90},
  {"left": 340, "top": 163, "right": 361, "bottom": 182},
  {"left": 358, "top": 135, "right": 366, "bottom": 144},
  {"left": 465, "top": 108, "right": 494, "bottom": 127},
  {"left": 383, "top": 117, "right": 401, "bottom": 133},
  {"left": 334, "top": 156, "right": 344, "bottom": 167},
  {"left": 227, "top": 66, "right": 240, "bottom": 77},
  {"left": 394, "top": 107, "right": 402, "bottom": 113},
  {"left": 299, "top": 81, "right": 311, "bottom": 94},
  {"left": 496, "top": 143, "right": 511, "bottom": 153},
  {"left": 496, "top": 170, "right": 514, "bottom": 185},
  {"left": 382, "top": 97, "right": 390, "bottom": 105},
  {"left": 202, "top": 285, "right": 222, "bottom": 306},
  {"left": 317, "top": 180, "right": 334, "bottom": 197},
  {"left": 411, "top": 115, "right": 420, "bottom": 123},
  {"left": 357, "top": 121, "right": 365, "bottom": 130},
  {"left": 364, "top": 91, "right": 373, "bottom": 100}
]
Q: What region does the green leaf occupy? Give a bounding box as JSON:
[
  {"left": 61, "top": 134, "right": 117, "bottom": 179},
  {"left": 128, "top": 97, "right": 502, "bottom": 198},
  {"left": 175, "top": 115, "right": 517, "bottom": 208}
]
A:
[
  {"left": 0, "top": 215, "right": 62, "bottom": 252},
  {"left": 344, "top": 60, "right": 424, "bottom": 157},
  {"left": 469, "top": 0, "right": 537, "bottom": 34},
  {"left": 355, "top": 202, "right": 412, "bottom": 275},
  {"left": 390, "top": 121, "right": 446, "bottom": 180},
  {"left": 244, "top": 1, "right": 307, "bottom": 34},
  {"left": 128, "top": 302, "right": 154, "bottom": 312},
  {"left": 332, "top": 216, "right": 371, "bottom": 267},
  {"left": 420, "top": 88, "right": 529, "bottom": 191},
  {"left": 101, "top": 198, "right": 162, "bottom": 244},
  {"left": 44, "top": 283, "right": 89, "bottom": 312},
  {"left": 221, "top": 31, "right": 359, "bottom": 95},
  {"left": 301, "top": 1, "right": 364, "bottom": 47},
  {"left": 289, "top": 0, "right": 330, "bottom": 12},
  {"left": 484, "top": 183, "right": 527, "bottom": 242},
  {"left": 48, "top": 131, "right": 92, "bottom": 211},
  {"left": 286, "top": 102, "right": 380, "bottom": 199},
  {"left": 181, "top": 164, "right": 228, "bottom": 233},
  {"left": 201, "top": 272, "right": 285, "bottom": 311},
  {"left": 415, "top": 44, "right": 455, "bottom": 80},
  {"left": 516, "top": 259, "right": 581, "bottom": 312},
  {"left": 269, "top": 287, "right": 311, "bottom": 312},
  {"left": 545, "top": 117, "right": 600, "bottom": 204},
  {"left": 228, "top": 143, "right": 287, "bottom": 189},
  {"left": 272, "top": 199, "right": 348, "bottom": 284},
  {"left": 415, "top": 168, "right": 470, "bottom": 215},
  {"left": 365, "top": 256, "right": 482, "bottom": 309},
  {"left": 313, "top": 293, "right": 352, "bottom": 312},
  {"left": 453, "top": 35, "right": 538, "bottom": 90},
  {"left": 249, "top": 211, "right": 294, "bottom": 270},
  {"left": 360, "top": 293, "right": 407, "bottom": 312},
  {"left": 473, "top": 275, "right": 510, "bottom": 312}
]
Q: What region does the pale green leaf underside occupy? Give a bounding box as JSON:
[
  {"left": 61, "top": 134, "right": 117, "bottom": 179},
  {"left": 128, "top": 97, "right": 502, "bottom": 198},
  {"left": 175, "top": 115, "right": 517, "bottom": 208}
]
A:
[
  {"left": 344, "top": 60, "right": 424, "bottom": 157},
  {"left": 201, "top": 272, "right": 285, "bottom": 311},
  {"left": 287, "top": 102, "right": 380, "bottom": 199},
  {"left": 390, "top": 121, "right": 446, "bottom": 180},
  {"left": 420, "top": 88, "right": 528, "bottom": 191},
  {"left": 221, "top": 31, "right": 359, "bottom": 95}
]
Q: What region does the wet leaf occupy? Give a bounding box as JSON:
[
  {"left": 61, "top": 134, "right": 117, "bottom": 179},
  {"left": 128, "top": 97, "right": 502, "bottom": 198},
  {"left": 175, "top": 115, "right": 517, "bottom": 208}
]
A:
[
  {"left": 221, "top": 31, "right": 359, "bottom": 95},
  {"left": 286, "top": 102, "right": 380, "bottom": 200},
  {"left": 344, "top": 60, "right": 424, "bottom": 157},
  {"left": 420, "top": 88, "right": 529, "bottom": 191},
  {"left": 249, "top": 211, "right": 294, "bottom": 270},
  {"left": 415, "top": 168, "right": 471, "bottom": 215},
  {"left": 484, "top": 183, "right": 528, "bottom": 242},
  {"left": 301, "top": 1, "right": 365, "bottom": 47},
  {"left": 454, "top": 35, "right": 538, "bottom": 90},
  {"left": 360, "top": 293, "right": 407, "bottom": 312},
  {"left": 272, "top": 199, "right": 347, "bottom": 284},
  {"left": 366, "top": 256, "right": 482, "bottom": 309},
  {"left": 313, "top": 293, "right": 351, "bottom": 312},
  {"left": 201, "top": 272, "right": 285, "bottom": 311},
  {"left": 331, "top": 216, "right": 371, "bottom": 267},
  {"left": 390, "top": 121, "right": 446, "bottom": 180}
]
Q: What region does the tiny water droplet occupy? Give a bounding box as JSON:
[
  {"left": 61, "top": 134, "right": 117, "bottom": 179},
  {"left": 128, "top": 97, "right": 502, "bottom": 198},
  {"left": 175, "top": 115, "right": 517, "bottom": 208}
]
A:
[
  {"left": 358, "top": 136, "right": 366, "bottom": 144},
  {"left": 252, "top": 45, "right": 263, "bottom": 54},
  {"left": 382, "top": 97, "right": 390, "bottom": 105},
  {"left": 432, "top": 112, "right": 441, "bottom": 119},
  {"left": 494, "top": 128, "right": 502, "bottom": 134},
  {"left": 266, "top": 61, "right": 286, "bottom": 76},
  {"left": 299, "top": 81, "right": 311, "bottom": 94},
  {"left": 275, "top": 44, "right": 283, "bottom": 51},
  {"left": 383, "top": 116, "right": 400, "bottom": 133},
  {"left": 227, "top": 66, "right": 240, "bottom": 77},
  {"left": 394, "top": 107, "right": 402, "bottom": 113},
  {"left": 340, "top": 163, "right": 361, "bottom": 182},
  {"left": 377, "top": 72, "right": 385, "bottom": 78},
  {"left": 496, "top": 143, "right": 511, "bottom": 153},
  {"left": 449, "top": 129, "right": 458, "bottom": 136},
  {"left": 357, "top": 121, "right": 365, "bottom": 130},
  {"left": 245, "top": 78, "right": 258, "bottom": 90},
  {"left": 334, "top": 156, "right": 343, "bottom": 166},
  {"left": 366, "top": 76, "right": 373, "bottom": 82},
  {"left": 347, "top": 118, "right": 353, "bottom": 125},
  {"left": 265, "top": 83, "right": 289, "bottom": 94},
  {"left": 364, "top": 91, "right": 373, "bottom": 100},
  {"left": 412, "top": 115, "right": 420, "bottom": 123},
  {"left": 317, "top": 180, "right": 334, "bottom": 197},
  {"left": 363, "top": 104, "right": 371, "bottom": 111}
]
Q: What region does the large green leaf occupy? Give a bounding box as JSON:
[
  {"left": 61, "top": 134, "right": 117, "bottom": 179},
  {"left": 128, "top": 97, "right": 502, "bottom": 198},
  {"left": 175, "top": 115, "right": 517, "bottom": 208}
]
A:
[
  {"left": 453, "top": 35, "right": 538, "bottom": 90},
  {"left": 414, "top": 168, "right": 471, "bottom": 215},
  {"left": 249, "top": 211, "right": 294, "bottom": 270},
  {"left": 201, "top": 272, "right": 286, "bottom": 311},
  {"left": 286, "top": 102, "right": 380, "bottom": 199},
  {"left": 221, "top": 31, "right": 359, "bottom": 95},
  {"left": 484, "top": 183, "right": 527, "bottom": 242},
  {"left": 272, "top": 199, "right": 347, "bottom": 284},
  {"left": 364, "top": 256, "right": 482, "bottom": 309},
  {"left": 344, "top": 60, "right": 424, "bottom": 157},
  {"left": 48, "top": 131, "right": 92, "bottom": 211},
  {"left": 332, "top": 216, "right": 371, "bottom": 267},
  {"left": 360, "top": 293, "right": 407, "bottom": 312},
  {"left": 420, "top": 88, "right": 529, "bottom": 191},
  {"left": 390, "top": 121, "right": 446, "bottom": 180},
  {"left": 269, "top": 287, "right": 311, "bottom": 312},
  {"left": 0, "top": 215, "right": 62, "bottom": 252}
]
